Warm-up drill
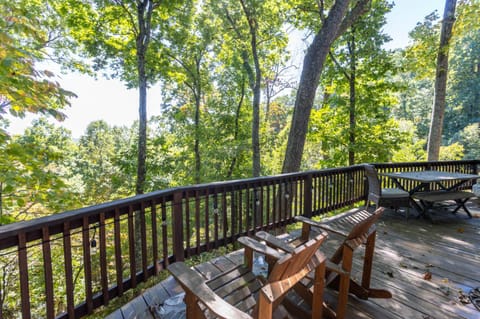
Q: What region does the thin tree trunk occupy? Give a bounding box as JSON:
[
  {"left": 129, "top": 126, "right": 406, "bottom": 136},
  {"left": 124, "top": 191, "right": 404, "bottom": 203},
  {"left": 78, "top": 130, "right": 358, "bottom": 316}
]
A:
[
  {"left": 227, "top": 81, "right": 246, "bottom": 179},
  {"left": 136, "top": 70, "right": 147, "bottom": 195},
  {"left": 135, "top": 0, "right": 154, "bottom": 195},
  {"left": 194, "top": 57, "right": 202, "bottom": 184},
  {"left": 427, "top": 0, "right": 457, "bottom": 161},
  {"left": 134, "top": 0, "right": 154, "bottom": 273},
  {"left": 240, "top": 0, "right": 262, "bottom": 177},
  {"left": 282, "top": 0, "right": 371, "bottom": 173},
  {"left": 348, "top": 27, "right": 356, "bottom": 166}
]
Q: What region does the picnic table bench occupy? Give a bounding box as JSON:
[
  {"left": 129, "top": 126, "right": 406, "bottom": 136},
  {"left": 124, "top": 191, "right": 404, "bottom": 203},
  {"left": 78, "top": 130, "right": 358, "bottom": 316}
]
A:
[{"left": 412, "top": 190, "right": 476, "bottom": 218}]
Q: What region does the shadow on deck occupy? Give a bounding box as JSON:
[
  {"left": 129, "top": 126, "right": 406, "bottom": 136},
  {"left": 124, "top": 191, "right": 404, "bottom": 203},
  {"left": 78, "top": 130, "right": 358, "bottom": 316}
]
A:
[{"left": 107, "top": 200, "right": 480, "bottom": 319}]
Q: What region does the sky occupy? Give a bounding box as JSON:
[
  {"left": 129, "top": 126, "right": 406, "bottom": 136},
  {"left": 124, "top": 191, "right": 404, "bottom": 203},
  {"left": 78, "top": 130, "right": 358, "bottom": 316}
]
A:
[{"left": 7, "top": 0, "right": 444, "bottom": 138}]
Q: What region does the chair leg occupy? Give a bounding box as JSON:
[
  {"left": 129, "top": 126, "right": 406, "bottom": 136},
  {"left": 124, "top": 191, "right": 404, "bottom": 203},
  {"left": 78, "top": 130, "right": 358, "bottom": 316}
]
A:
[
  {"left": 361, "top": 232, "right": 375, "bottom": 290},
  {"left": 311, "top": 262, "right": 325, "bottom": 319},
  {"left": 335, "top": 246, "right": 353, "bottom": 319},
  {"left": 185, "top": 292, "right": 205, "bottom": 319}
]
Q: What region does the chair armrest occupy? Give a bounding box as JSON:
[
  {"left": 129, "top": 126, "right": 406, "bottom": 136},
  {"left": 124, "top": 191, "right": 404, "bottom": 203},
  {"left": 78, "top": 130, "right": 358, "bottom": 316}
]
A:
[
  {"left": 295, "top": 215, "right": 349, "bottom": 237},
  {"left": 255, "top": 231, "right": 296, "bottom": 254},
  {"left": 168, "top": 262, "right": 252, "bottom": 319},
  {"left": 237, "top": 236, "right": 286, "bottom": 260}
]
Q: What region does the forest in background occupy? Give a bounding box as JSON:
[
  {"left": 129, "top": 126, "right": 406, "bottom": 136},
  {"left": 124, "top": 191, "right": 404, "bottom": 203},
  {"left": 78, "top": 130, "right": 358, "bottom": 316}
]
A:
[{"left": 1, "top": 0, "right": 479, "bottom": 226}]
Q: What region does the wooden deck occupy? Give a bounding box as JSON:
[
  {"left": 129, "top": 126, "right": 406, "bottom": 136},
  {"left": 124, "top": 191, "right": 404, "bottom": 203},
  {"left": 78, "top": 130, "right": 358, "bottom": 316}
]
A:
[{"left": 106, "top": 201, "right": 480, "bottom": 319}]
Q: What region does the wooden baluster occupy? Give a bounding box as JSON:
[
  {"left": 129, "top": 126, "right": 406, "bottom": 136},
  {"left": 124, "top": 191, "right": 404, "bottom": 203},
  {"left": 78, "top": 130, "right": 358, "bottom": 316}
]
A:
[
  {"left": 213, "top": 192, "right": 219, "bottom": 249},
  {"left": 113, "top": 208, "right": 123, "bottom": 295},
  {"left": 161, "top": 198, "right": 168, "bottom": 267},
  {"left": 221, "top": 189, "right": 228, "bottom": 243},
  {"left": 99, "top": 213, "right": 109, "bottom": 305},
  {"left": 128, "top": 206, "right": 136, "bottom": 288},
  {"left": 139, "top": 204, "right": 148, "bottom": 281},
  {"left": 204, "top": 189, "right": 210, "bottom": 250},
  {"left": 63, "top": 222, "right": 75, "bottom": 318},
  {"left": 42, "top": 227, "right": 55, "bottom": 319},
  {"left": 184, "top": 193, "right": 191, "bottom": 259},
  {"left": 82, "top": 217, "right": 93, "bottom": 313},
  {"left": 18, "top": 232, "right": 31, "bottom": 319},
  {"left": 195, "top": 190, "right": 201, "bottom": 255},
  {"left": 150, "top": 203, "right": 159, "bottom": 275},
  {"left": 172, "top": 191, "right": 185, "bottom": 262}
]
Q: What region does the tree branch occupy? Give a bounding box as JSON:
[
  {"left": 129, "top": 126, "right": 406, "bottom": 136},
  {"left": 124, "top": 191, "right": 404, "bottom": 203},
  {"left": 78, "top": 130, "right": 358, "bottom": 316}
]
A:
[
  {"left": 328, "top": 51, "right": 350, "bottom": 81},
  {"left": 336, "top": 0, "right": 371, "bottom": 39}
]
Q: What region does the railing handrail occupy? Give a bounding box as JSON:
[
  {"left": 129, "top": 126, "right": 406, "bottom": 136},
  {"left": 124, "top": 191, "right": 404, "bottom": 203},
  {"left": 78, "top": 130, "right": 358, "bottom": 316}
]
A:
[{"left": 0, "top": 164, "right": 365, "bottom": 248}]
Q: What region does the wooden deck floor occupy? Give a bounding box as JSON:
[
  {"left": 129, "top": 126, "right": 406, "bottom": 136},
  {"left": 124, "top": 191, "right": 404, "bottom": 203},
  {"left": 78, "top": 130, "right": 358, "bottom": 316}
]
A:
[{"left": 106, "top": 201, "right": 480, "bottom": 319}]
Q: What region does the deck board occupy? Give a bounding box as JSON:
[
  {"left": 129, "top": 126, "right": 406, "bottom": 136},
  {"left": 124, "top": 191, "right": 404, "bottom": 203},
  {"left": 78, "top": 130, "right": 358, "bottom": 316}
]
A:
[{"left": 109, "top": 203, "right": 480, "bottom": 318}]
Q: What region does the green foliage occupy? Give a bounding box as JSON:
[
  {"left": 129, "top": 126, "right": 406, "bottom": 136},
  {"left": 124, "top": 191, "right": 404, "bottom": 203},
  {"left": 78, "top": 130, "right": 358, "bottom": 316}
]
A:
[
  {"left": 74, "top": 120, "right": 135, "bottom": 204},
  {"left": 0, "top": 0, "right": 75, "bottom": 137},
  {"left": 0, "top": 119, "right": 80, "bottom": 224},
  {"left": 403, "top": 11, "right": 440, "bottom": 80},
  {"left": 307, "top": 0, "right": 406, "bottom": 168},
  {"left": 439, "top": 142, "right": 465, "bottom": 160},
  {"left": 395, "top": 1, "right": 480, "bottom": 156},
  {"left": 455, "top": 123, "right": 480, "bottom": 160},
  {"left": 444, "top": 25, "right": 480, "bottom": 140},
  {"left": 390, "top": 120, "right": 427, "bottom": 162}
]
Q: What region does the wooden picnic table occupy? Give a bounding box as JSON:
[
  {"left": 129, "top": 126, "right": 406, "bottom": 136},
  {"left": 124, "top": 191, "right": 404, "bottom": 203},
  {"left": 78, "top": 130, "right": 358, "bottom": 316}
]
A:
[{"left": 380, "top": 170, "right": 478, "bottom": 220}]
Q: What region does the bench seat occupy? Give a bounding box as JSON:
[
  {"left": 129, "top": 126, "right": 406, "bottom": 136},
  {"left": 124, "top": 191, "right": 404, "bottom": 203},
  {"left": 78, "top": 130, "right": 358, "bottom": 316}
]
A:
[
  {"left": 412, "top": 190, "right": 476, "bottom": 218},
  {"left": 412, "top": 190, "right": 475, "bottom": 202}
]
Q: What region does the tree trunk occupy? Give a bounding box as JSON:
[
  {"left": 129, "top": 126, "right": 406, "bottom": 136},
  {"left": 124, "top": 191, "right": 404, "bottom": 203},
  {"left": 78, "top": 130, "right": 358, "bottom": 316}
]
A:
[
  {"left": 240, "top": 0, "right": 262, "bottom": 177},
  {"left": 134, "top": 0, "right": 154, "bottom": 273},
  {"left": 348, "top": 27, "right": 356, "bottom": 166},
  {"left": 427, "top": 0, "right": 457, "bottom": 161},
  {"left": 227, "top": 81, "right": 245, "bottom": 179},
  {"left": 194, "top": 57, "right": 202, "bottom": 184},
  {"left": 136, "top": 68, "right": 147, "bottom": 195},
  {"left": 282, "top": 0, "right": 371, "bottom": 173},
  {"left": 135, "top": 0, "right": 154, "bottom": 195}
]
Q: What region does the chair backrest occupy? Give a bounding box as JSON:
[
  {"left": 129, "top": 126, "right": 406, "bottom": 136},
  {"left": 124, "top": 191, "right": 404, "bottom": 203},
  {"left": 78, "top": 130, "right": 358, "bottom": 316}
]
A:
[
  {"left": 267, "top": 232, "right": 327, "bottom": 282},
  {"left": 364, "top": 164, "right": 381, "bottom": 196},
  {"left": 330, "top": 207, "right": 384, "bottom": 264},
  {"left": 253, "top": 232, "right": 327, "bottom": 318},
  {"left": 345, "top": 207, "right": 384, "bottom": 240}
]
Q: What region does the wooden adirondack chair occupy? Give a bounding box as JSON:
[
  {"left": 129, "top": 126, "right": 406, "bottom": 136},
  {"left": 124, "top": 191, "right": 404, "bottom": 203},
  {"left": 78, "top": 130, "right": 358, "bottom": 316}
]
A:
[
  {"left": 167, "top": 231, "right": 328, "bottom": 319},
  {"left": 256, "top": 207, "right": 391, "bottom": 319}
]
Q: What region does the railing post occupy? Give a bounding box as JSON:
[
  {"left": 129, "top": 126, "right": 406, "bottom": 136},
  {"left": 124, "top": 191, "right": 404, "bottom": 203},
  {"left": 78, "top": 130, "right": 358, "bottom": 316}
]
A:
[
  {"left": 18, "top": 232, "right": 31, "bottom": 319},
  {"left": 172, "top": 190, "right": 185, "bottom": 262},
  {"left": 304, "top": 174, "right": 312, "bottom": 218},
  {"left": 363, "top": 166, "right": 369, "bottom": 203},
  {"left": 473, "top": 160, "right": 479, "bottom": 175}
]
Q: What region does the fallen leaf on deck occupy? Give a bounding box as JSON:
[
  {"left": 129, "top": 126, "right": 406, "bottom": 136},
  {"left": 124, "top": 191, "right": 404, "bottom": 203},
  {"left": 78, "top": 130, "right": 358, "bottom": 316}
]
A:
[
  {"left": 458, "top": 290, "right": 470, "bottom": 304},
  {"left": 399, "top": 262, "right": 408, "bottom": 268},
  {"left": 386, "top": 271, "right": 394, "bottom": 278},
  {"left": 423, "top": 271, "right": 432, "bottom": 280},
  {"left": 457, "top": 227, "right": 464, "bottom": 233}
]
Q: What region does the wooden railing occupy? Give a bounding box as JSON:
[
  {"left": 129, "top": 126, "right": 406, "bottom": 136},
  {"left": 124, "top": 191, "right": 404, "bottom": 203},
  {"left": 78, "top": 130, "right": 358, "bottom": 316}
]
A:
[{"left": 0, "top": 160, "right": 478, "bottom": 318}]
